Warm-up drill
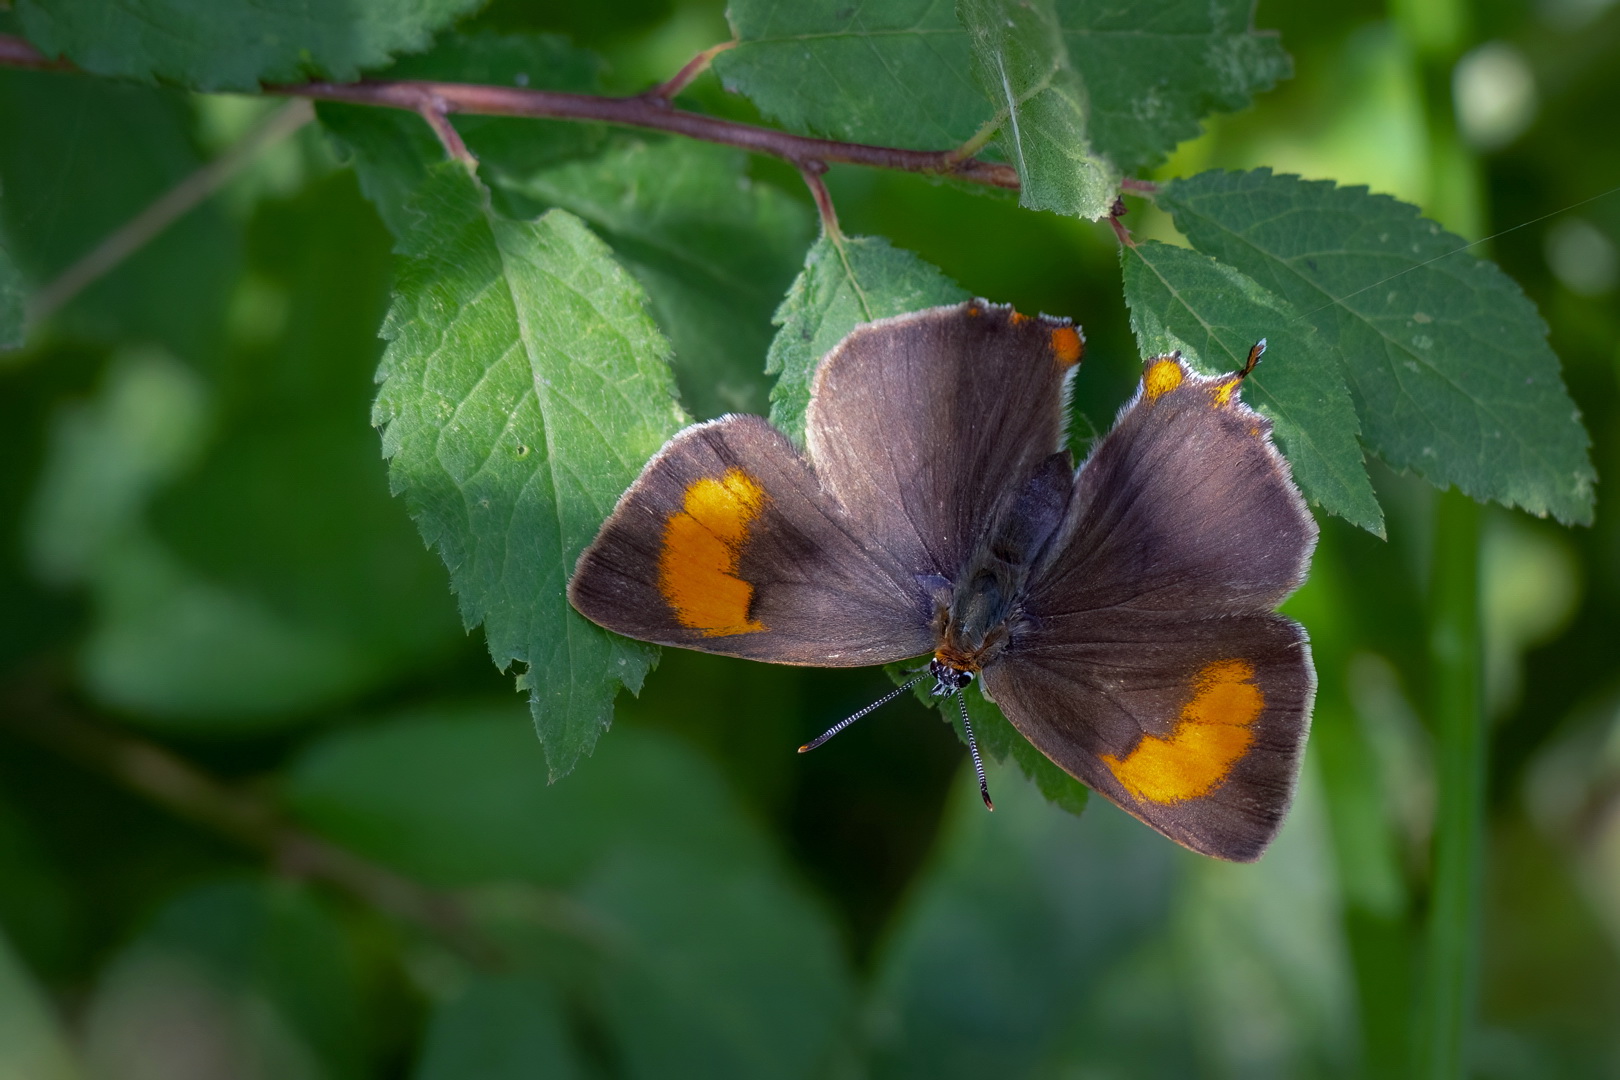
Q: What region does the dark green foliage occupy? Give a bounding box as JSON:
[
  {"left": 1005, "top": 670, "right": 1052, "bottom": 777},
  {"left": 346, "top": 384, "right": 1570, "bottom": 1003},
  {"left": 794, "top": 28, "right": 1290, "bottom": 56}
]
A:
[
  {"left": 2, "top": 0, "right": 1618, "bottom": 1076},
  {"left": 17, "top": 0, "right": 484, "bottom": 90}
]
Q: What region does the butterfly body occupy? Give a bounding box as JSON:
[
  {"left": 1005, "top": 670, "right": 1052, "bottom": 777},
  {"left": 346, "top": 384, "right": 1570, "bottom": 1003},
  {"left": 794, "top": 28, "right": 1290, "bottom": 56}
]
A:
[{"left": 569, "top": 301, "right": 1316, "bottom": 861}]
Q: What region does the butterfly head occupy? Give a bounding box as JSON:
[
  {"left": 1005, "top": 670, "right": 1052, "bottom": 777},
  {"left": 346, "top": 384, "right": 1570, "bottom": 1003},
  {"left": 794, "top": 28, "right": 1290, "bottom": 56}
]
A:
[{"left": 927, "top": 656, "right": 976, "bottom": 697}]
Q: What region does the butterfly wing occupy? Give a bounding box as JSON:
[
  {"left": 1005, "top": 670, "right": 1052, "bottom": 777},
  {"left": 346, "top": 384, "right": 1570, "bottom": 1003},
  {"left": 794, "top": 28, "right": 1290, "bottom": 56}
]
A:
[
  {"left": 572, "top": 301, "right": 1085, "bottom": 666},
  {"left": 805, "top": 301, "right": 1084, "bottom": 579},
  {"left": 986, "top": 355, "right": 1318, "bottom": 861},
  {"left": 568, "top": 413, "right": 933, "bottom": 665}
]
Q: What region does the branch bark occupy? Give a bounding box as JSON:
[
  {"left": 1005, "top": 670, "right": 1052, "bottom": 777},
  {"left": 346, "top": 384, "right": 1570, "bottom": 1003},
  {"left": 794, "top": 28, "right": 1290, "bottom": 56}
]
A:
[
  {"left": 0, "top": 33, "right": 1022, "bottom": 191},
  {"left": 0, "top": 665, "right": 605, "bottom": 967}
]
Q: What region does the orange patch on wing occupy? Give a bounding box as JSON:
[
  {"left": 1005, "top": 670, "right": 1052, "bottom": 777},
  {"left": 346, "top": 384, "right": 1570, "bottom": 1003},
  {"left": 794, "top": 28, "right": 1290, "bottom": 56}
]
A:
[
  {"left": 1212, "top": 378, "right": 1240, "bottom": 406},
  {"left": 1143, "top": 358, "right": 1184, "bottom": 400},
  {"left": 1103, "top": 659, "right": 1264, "bottom": 804},
  {"left": 1050, "top": 326, "right": 1083, "bottom": 366},
  {"left": 1009, "top": 310, "right": 1031, "bottom": 326},
  {"left": 657, "top": 469, "right": 769, "bottom": 637}
]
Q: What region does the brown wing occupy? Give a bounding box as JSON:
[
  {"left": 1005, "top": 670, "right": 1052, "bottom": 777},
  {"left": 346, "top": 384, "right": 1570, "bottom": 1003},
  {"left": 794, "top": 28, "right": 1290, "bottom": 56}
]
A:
[
  {"left": 988, "top": 355, "right": 1319, "bottom": 861},
  {"left": 984, "top": 611, "right": 1313, "bottom": 861},
  {"left": 568, "top": 414, "right": 933, "bottom": 666},
  {"left": 805, "top": 301, "right": 1083, "bottom": 580}
]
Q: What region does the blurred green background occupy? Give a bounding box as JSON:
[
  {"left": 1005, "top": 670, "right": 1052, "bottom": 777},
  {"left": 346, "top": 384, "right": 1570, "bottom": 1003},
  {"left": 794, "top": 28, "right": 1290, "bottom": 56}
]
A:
[{"left": 2, "top": 0, "right": 1619, "bottom": 1076}]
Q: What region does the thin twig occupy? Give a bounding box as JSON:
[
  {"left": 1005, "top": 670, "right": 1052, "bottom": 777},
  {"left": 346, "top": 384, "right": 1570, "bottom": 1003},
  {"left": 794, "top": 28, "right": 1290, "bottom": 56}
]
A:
[
  {"left": 414, "top": 92, "right": 475, "bottom": 164},
  {"left": 0, "top": 33, "right": 1022, "bottom": 192},
  {"left": 27, "top": 99, "right": 315, "bottom": 324},
  {"left": 1120, "top": 177, "right": 1159, "bottom": 195},
  {"left": 643, "top": 40, "right": 736, "bottom": 106},
  {"left": 797, "top": 160, "right": 841, "bottom": 239},
  {"left": 0, "top": 667, "right": 603, "bottom": 966}
]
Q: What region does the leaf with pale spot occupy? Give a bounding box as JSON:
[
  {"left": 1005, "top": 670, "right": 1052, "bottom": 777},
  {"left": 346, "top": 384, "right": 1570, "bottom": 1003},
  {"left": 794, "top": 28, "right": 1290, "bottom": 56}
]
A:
[
  {"left": 376, "top": 163, "right": 687, "bottom": 777},
  {"left": 958, "top": 0, "right": 1117, "bottom": 219},
  {"left": 1122, "top": 239, "right": 1383, "bottom": 534}
]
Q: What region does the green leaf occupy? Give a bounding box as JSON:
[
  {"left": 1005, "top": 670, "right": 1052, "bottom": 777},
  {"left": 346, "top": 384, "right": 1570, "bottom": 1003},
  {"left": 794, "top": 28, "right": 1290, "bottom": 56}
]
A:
[
  {"left": 715, "top": 0, "right": 1288, "bottom": 175},
  {"left": 766, "top": 234, "right": 966, "bottom": 441},
  {"left": 1121, "top": 239, "right": 1384, "bottom": 534},
  {"left": 887, "top": 664, "right": 1090, "bottom": 817},
  {"left": 415, "top": 975, "right": 585, "bottom": 1080},
  {"left": 867, "top": 764, "right": 1173, "bottom": 1075},
  {"left": 0, "top": 69, "right": 240, "bottom": 363},
  {"left": 16, "top": 0, "right": 484, "bottom": 91},
  {"left": 0, "top": 926, "right": 81, "bottom": 1080},
  {"left": 0, "top": 230, "right": 22, "bottom": 350},
  {"left": 490, "top": 138, "right": 814, "bottom": 421},
  {"left": 81, "top": 879, "right": 366, "bottom": 1080},
  {"left": 714, "top": 0, "right": 986, "bottom": 153},
  {"left": 1058, "top": 0, "right": 1290, "bottom": 173},
  {"left": 1160, "top": 169, "right": 1595, "bottom": 524},
  {"left": 958, "top": 0, "right": 1117, "bottom": 219},
  {"left": 376, "top": 165, "right": 687, "bottom": 776}
]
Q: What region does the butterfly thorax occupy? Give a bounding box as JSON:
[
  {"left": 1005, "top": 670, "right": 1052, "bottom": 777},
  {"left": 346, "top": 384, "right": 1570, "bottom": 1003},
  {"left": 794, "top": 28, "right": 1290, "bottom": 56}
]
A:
[{"left": 928, "top": 449, "right": 1076, "bottom": 690}]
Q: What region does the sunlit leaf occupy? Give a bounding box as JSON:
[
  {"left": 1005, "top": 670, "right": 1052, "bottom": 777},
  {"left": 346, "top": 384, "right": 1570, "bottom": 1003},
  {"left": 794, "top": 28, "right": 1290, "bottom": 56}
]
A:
[
  {"left": 1121, "top": 239, "right": 1384, "bottom": 534},
  {"left": 376, "top": 164, "right": 686, "bottom": 776},
  {"left": 958, "top": 0, "right": 1117, "bottom": 219},
  {"left": 1161, "top": 169, "right": 1595, "bottom": 524},
  {"left": 16, "top": 0, "right": 484, "bottom": 91},
  {"left": 493, "top": 138, "right": 813, "bottom": 421}
]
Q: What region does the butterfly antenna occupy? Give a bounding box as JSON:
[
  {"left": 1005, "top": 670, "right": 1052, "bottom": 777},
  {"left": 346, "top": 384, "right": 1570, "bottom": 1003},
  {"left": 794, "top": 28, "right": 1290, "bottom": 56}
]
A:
[
  {"left": 798, "top": 676, "right": 923, "bottom": 753},
  {"left": 957, "top": 692, "right": 994, "bottom": 810}
]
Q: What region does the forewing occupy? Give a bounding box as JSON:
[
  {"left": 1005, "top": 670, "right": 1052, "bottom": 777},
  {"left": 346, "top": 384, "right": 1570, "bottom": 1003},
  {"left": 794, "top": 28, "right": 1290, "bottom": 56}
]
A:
[
  {"left": 1029, "top": 355, "right": 1317, "bottom": 618},
  {"left": 568, "top": 414, "right": 932, "bottom": 665},
  {"left": 983, "top": 611, "right": 1314, "bottom": 861},
  {"left": 805, "top": 301, "right": 1084, "bottom": 578}
]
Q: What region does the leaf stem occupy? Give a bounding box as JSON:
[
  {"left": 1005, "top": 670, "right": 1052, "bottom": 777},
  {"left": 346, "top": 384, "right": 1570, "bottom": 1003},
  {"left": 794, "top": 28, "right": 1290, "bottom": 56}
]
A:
[
  {"left": 0, "top": 664, "right": 600, "bottom": 965},
  {"left": 643, "top": 40, "right": 737, "bottom": 106},
  {"left": 797, "top": 160, "right": 842, "bottom": 240},
  {"left": 1419, "top": 489, "right": 1485, "bottom": 1079},
  {"left": 0, "top": 33, "right": 1021, "bottom": 191}
]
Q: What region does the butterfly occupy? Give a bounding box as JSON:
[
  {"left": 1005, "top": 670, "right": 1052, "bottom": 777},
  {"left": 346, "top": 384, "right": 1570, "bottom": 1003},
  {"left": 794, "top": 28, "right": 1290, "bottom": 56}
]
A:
[{"left": 568, "top": 301, "right": 1316, "bottom": 861}]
